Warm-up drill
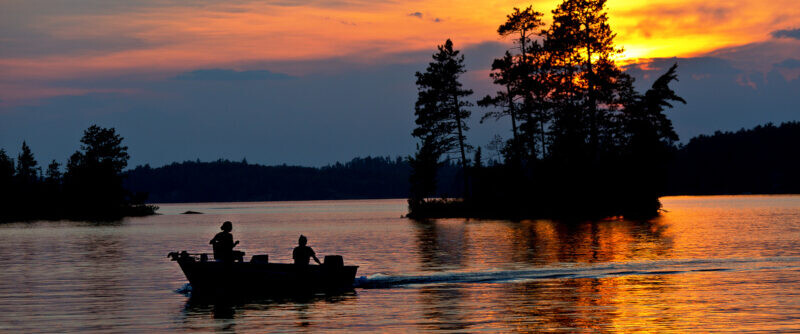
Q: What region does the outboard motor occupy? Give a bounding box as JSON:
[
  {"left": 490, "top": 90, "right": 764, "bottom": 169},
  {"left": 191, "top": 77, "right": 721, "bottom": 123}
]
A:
[{"left": 323, "top": 255, "right": 344, "bottom": 268}]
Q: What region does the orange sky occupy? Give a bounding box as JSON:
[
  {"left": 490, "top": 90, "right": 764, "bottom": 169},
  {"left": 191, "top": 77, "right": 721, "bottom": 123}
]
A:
[{"left": 1, "top": 0, "right": 799, "bottom": 103}]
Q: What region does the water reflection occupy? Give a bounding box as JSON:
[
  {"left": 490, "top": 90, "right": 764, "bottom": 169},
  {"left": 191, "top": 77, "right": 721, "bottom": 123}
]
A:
[
  {"left": 418, "top": 285, "right": 470, "bottom": 331},
  {"left": 413, "top": 219, "right": 468, "bottom": 271},
  {"left": 180, "top": 292, "right": 358, "bottom": 332},
  {"left": 75, "top": 232, "right": 127, "bottom": 319},
  {"left": 412, "top": 218, "right": 674, "bottom": 271},
  {"left": 1, "top": 197, "right": 798, "bottom": 332},
  {"left": 409, "top": 218, "right": 679, "bottom": 331}
]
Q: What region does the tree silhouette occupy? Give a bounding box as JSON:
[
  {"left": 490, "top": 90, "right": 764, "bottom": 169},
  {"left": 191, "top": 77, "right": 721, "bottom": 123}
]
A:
[
  {"left": 16, "top": 141, "right": 39, "bottom": 184},
  {"left": 45, "top": 160, "right": 62, "bottom": 184},
  {"left": 412, "top": 39, "right": 473, "bottom": 198},
  {"left": 478, "top": 51, "right": 524, "bottom": 165},
  {"left": 0, "top": 149, "right": 13, "bottom": 181},
  {"left": 548, "top": 0, "right": 620, "bottom": 159},
  {"left": 64, "top": 125, "right": 134, "bottom": 217},
  {"left": 409, "top": 0, "right": 686, "bottom": 219},
  {"left": 497, "top": 6, "right": 550, "bottom": 160},
  {"left": 0, "top": 126, "right": 152, "bottom": 221},
  {"left": 0, "top": 149, "right": 14, "bottom": 218},
  {"left": 408, "top": 138, "right": 442, "bottom": 206}
]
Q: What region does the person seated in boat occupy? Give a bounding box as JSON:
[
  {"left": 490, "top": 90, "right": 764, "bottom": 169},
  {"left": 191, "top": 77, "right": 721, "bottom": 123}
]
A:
[
  {"left": 293, "top": 235, "right": 321, "bottom": 265},
  {"left": 209, "top": 221, "right": 239, "bottom": 262}
]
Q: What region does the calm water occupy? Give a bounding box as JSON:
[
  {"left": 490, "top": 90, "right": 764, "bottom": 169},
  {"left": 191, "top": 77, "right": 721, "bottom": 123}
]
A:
[{"left": 1, "top": 196, "right": 799, "bottom": 333}]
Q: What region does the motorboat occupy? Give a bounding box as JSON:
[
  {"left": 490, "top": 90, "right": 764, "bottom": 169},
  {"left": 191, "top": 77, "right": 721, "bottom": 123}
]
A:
[{"left": 168, "top": 251, "right": 358, "bottom": 296}]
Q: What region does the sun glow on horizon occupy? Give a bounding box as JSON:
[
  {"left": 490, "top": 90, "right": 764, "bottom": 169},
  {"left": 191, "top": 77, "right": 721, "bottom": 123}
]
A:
[{"left": 1, "top": 0, "right": 799, "bottom": 104}]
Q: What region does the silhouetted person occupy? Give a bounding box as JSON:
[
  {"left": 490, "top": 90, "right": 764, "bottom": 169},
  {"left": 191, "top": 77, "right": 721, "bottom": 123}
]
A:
[
  {"left": 293, "top": 235, "right": 321, "bottom": 265},
  {"left": 210, "top": 221, "right": 239, "bottom": 262}
]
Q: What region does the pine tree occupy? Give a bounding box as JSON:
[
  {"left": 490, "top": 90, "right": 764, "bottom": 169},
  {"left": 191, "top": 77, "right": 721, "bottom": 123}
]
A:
[
  {"left": 473, "top": 147, "right": 483, "bottom": 169},
  {"left": 65, "top": 125, "right": 131, "bottom": 216},
  {"left": 412, "top": 39, "right": 473, "bottom": 198},
  {"left": 408, "top": 138, "right": 441, "bottom": 206},
  {"left": 16, "top": 141, "right": 38, "bottom": 183},
  {"left": 478, "top": 52, "right": 522, "bottom": 164},
  {"left": 549, "top": 0, "right": 620, "bottom": 159},
  {"left": 0, "top": 149, "right": 13, "bottom": 181},
  {"left": 45, "top": 160, "right": 62, "bottom": 184},
  {"left": 0, "top": 149, "right": 15, "bottom": 217},
  {"left": 496, "top": 6, "right": 549, "bottom": 160}
]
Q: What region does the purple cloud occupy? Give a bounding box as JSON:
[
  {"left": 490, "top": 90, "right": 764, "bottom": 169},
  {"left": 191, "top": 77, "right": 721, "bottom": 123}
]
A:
[{"left": 771, "top": 28, "right": 800, "bottom": 40}]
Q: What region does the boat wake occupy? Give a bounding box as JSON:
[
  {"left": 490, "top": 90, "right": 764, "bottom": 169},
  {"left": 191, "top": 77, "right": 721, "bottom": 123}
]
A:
[
  {"left": 175, "top": 283, "right": 192, "bottom": 296},
  {"left": 354, "top": 256, "right": 800, "bottom": 289}
]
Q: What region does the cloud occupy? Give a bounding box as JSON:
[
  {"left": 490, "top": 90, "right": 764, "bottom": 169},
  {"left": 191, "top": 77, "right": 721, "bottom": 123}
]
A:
[
  {"left": 173, "top": 69, "right": 292, "bottom": 81},
  {"left": 703, "top": 38, "right": 800, "bottom": 73},
  {"left": 406, "top": 12, "right": 442, "bottom": 23},
  {"left": 5, "top": 50, "right": 799, "bottom": 170},
  {"left": 771, "top": 28, "right": 800, "bottom": 40},
  {"left": 626, "top": 57, "right": 800, "bottom": 142},
  {"left": 616, "top": 4, "right": 733, "bottom": 38},
  {"left": 775, "top": 58, "right": 800, "bottom": 68},
  {"left": 0, "top": 41, "right": 508, "bottom": 167}
]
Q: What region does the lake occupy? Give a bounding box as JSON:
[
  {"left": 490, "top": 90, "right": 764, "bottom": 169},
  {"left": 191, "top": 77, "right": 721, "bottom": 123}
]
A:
[{"left": 1, "top": 196, "right": 799, "bottom": 332}]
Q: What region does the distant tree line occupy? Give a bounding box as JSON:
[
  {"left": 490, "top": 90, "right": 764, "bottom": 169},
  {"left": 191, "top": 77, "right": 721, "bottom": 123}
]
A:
[
  {"left": 666, "top": 121, "right": 800, "bottom": 195},
  {"left": 120, "top": 121, "right": 800, "bottom": 205},
  {"left": 124, "top": 157, "right": 461, "bottom": 203},
  {"left": 408, "top": 0, "right": 685, "bottom": 219},
  {"left": 0, "top": 125, "right": 156, "bottom": 222}
]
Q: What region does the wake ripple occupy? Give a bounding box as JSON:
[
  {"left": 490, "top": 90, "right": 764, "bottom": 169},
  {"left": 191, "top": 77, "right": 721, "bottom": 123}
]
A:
[
  {"left": 354, "top": 256, "right": 800, "bottom": 289},
  {"left": 175, "top": 283, "right": 192, "bottom": 296}
]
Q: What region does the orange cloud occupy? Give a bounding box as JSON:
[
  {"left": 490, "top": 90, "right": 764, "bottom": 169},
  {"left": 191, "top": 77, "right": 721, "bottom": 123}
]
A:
[{"left": 1, "top": 0, "right": 799, "bottom": 104}]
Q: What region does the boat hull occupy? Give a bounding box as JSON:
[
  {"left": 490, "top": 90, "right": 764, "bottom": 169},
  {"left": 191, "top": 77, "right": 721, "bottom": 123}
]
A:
[{"left": 175, "top": 258, "right": 358, "bottom": 296}]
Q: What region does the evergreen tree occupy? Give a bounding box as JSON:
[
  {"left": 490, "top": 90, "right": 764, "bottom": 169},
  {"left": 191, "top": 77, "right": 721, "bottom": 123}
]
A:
[
  {"left": 473, "top": 147, "right": 483, "bottom": 169},
  {"left": 409, "top": 0, "right": 686, "bottom": 219},
  {"left": 478, "top": 52, "right": 523, "bottom": 164},
  {"left": 0, "top": 149, "right": 13, "bottom": 181},
  {"left": 495, "top": 6, "right": 550, "bottom": 160},
  {"left": 620, "top": 64, "right": 685, "bottom": 213},
  {"left": 408, "top": 139, "right": 441, "bottom": 206},
  {"left": 65, "top": 125, "right": 131, "bottom": 216},
  {"left": 548, "top": 0, "right": 620, "bottom": 159},
  {"left": 0, "top": 149, "right": 14, "bottom": 217},
  {"left": 45, "top": 160, "right": 62, "bottom": 184},
  {"left": 412, "top": 39, "right": 473, "bottom": 197},
  {"left": 16, "top": 141, "right": 39, "bottom": 183}
]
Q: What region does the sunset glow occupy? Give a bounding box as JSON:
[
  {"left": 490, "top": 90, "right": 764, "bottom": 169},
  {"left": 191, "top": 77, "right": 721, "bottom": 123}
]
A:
[{"left": 1, "top": 0, "right": 799, "bottom": 104}]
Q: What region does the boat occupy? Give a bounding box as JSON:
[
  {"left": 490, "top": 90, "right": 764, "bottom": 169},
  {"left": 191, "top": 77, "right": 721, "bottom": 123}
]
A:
[{"left": 168, "top": 251, "right": 359, "bottom": 296}]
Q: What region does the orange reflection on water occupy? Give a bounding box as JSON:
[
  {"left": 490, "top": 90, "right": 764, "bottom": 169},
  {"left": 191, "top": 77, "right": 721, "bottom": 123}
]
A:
[
  {"left": 412, "top": 218, "right": 673, "bottom": 271},
  {"left": 406, "top": 196, "right": 800, "bottom": 332}
]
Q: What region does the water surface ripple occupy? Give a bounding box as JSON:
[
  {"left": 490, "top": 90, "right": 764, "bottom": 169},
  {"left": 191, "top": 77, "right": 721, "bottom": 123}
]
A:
[{"left": 0, "top": 196, "right": 798, "bottom": 332}]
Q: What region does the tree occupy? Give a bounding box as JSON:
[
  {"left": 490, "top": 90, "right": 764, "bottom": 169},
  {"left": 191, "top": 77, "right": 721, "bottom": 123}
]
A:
[
  {"left": 635, "top": 63, "right": 684, "bottom": 146},
  {"left": 408, "top": 138, "right": 441, "bottom": 207},
  {"left": 548, "top": 0, "right": 621, "bottom": 159},
  {"left": 473, "top": 147, "right": 483, "bottom": 169},
  {"left": 497, "top": 6, "right": 546, "bottom": 80},
  {"left": 412, "top": 39, "right": 473, "bottom": 197},
  {"left": 0, "top": 149, "right": 13, "bottom": 181},
  {"left": 478, "top": 52, "right": 523, "bottom": 164},
  {"left": 497, "top": 6, "right": 550, "bottom": 160},
  {"left": 0, "top": 149, "right": 14, "bottom": 216},
  {"left": 65, "top": 125, "right": 131, "bottom": 216},
  {"left": 16, "top": 141, "right": 39, "bottom": 183},
  {"left": 78, "top": 125, "right": 130, "bottom": 174},
  {"left": 45, "top": 160, "right": 62, "bottom": 184},
  {"left": 408, "top": 1, "right": 686, "bottom": 219}
]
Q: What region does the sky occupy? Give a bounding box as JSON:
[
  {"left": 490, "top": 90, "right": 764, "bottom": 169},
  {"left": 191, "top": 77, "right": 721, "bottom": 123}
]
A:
[{"left": 1, "top": 0, "right": 799, "bottom": 167}]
